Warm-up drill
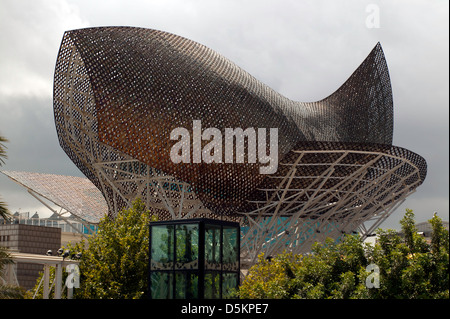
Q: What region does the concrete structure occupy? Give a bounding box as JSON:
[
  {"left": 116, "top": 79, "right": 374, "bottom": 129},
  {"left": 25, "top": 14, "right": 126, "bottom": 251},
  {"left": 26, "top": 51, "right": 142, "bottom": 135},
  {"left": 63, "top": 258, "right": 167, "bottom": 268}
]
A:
[
  {"left": 363, "top": 219, "right": 449, "bottom": 246},
  {"left": 2, "top": 252, "right": 79, "bottom": 299},
  {"left": 5, "top": 211, "right": 96, "bottom": 245},
  {"left": 416, "top": 220, "right": 449, "bottom": 241},
  {"left": 0, "top": 224, "right": 61, "bottom": 290}
]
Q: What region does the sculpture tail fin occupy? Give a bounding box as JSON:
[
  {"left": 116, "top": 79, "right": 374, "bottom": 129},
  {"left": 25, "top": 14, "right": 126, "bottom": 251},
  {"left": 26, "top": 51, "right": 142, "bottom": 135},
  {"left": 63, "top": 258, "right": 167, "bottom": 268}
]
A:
[{"left": 317, "top": 42, "right": 393, "bottom": 145}]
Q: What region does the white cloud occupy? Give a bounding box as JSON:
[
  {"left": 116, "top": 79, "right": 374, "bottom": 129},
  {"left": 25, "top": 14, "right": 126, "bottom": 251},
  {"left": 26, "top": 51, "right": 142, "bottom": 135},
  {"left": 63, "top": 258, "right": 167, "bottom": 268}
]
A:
[{"left": 0, "top": 0, "right": 89, "bottom": 98}]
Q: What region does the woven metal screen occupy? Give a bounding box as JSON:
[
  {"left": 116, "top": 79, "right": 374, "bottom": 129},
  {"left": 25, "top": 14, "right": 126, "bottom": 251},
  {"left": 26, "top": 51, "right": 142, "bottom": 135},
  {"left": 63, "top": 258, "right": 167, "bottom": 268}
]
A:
[
  {"left": 53, "top": 27, "right": 426, "bottom": 225},
  {"left": 0, "top": 171, "right": 107, "bottom": 224}
]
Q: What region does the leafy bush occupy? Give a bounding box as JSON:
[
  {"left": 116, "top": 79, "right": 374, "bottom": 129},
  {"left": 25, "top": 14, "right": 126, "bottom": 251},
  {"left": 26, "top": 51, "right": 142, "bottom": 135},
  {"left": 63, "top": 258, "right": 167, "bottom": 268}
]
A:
[{"left": 238, "top": 210, "right": 449, "bottom": 299}]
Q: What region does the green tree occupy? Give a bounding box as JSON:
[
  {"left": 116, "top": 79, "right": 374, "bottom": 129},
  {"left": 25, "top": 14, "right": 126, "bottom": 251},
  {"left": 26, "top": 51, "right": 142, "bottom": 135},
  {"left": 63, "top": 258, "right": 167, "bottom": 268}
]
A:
[
  {"left": 0, "top": 246, "right": 25, "bottom": 299},
  {"left": 238, "top": 209, "right": 449, "bottom": 299},
  {"left": 400, "top": 208, "right": 417, "bottom": 250},
  {"left": 76, "top": 198, "right": 157, "bottom": 299},
  {"left": 428, "top": 213, "right": 449, "bottom": 298},
  {"left": 30, "top": 198, "right": 156, "bottom": 299},
  {"left": 238, "top": 251, "right": 302, "bottom": 299}
]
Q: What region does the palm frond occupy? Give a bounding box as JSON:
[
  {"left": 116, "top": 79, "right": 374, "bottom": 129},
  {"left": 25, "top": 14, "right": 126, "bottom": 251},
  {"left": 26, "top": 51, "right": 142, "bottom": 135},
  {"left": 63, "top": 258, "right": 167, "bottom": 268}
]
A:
[
  {"left": 0, "top": 284, "right": 25, "bottom": 299},
  {"left": 0, "top": 200, "right": 10, "bottom": 220},
  {"left": 0, "top": 135, "right": 7, "bottom": 165}
]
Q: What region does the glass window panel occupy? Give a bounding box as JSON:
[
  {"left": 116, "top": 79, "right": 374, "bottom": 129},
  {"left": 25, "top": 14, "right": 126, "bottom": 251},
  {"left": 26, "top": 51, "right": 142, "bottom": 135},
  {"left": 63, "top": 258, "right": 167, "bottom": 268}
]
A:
[
  {"left": 205, "top": 225, "right": 221, "bottom": 270},
  {"left": 151, "top": 225, "right": 174, "bottom": 270},
  {"left": 175, "top": 224, "right": 199, "bottom": 270},
  {"left": 222, "top": 227, "right": 239, "bottom": 271},
  {"left": 204, "top": 271, "right": 220, "bottom": 299},
  {"left": 175, "top": 272, "right": 199, "bottom": 299},
  {"left": 222, "top": 273, "right": 239, "bottom": 299},
  {"left": 151, "top": 272, "right": 173, "bottom": 299}
]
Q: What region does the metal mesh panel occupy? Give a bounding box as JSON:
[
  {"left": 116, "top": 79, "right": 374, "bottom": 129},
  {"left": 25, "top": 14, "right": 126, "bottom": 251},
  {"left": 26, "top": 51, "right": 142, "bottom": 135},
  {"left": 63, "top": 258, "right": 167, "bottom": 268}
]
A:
[
  {"left": 0, "top": 171, "right": 107, "bottom": 224},
  {"left": 52, "top": 26, "right": 426, "bottom": 245}
]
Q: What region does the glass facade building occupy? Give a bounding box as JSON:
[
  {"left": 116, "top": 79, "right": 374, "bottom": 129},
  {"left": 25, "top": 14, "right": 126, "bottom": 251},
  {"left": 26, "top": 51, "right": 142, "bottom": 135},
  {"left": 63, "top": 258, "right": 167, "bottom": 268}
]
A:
[{"left": 149, "top": 219, "right": 240, "bottom": 299}]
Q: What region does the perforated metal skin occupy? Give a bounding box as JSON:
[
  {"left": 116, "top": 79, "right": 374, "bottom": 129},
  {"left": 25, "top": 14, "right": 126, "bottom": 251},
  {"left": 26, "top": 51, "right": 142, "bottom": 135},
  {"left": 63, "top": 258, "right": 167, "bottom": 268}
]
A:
[
  {"left": 53, "top": 27, "right": 426, "bottom": 257},
  {"left": 0, "top": 170, "right": 107, "bottom": 224}
]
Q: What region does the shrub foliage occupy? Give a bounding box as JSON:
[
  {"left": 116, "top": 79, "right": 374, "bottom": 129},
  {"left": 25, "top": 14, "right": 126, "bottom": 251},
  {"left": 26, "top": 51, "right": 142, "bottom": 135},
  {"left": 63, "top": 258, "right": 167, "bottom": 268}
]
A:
[{"left": 239, "top": 210, "right": 449, "bottom": 299}]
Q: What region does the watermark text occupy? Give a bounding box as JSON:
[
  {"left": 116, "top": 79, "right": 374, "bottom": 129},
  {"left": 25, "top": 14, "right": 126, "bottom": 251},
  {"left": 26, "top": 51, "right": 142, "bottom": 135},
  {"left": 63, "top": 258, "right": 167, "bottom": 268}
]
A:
[{"left": 170, "top": 120, "right": 278, "bottom": 174}]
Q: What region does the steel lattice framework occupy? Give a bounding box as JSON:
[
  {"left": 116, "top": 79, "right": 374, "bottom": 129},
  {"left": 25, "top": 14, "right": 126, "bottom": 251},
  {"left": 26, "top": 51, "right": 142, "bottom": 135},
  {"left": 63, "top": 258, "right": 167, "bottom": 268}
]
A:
[
  {"left": 53, "top": 27, "right": 426, "bottom": 264},
  {"left": 0, "top": 170, "right": 107, "bottom": 226}
]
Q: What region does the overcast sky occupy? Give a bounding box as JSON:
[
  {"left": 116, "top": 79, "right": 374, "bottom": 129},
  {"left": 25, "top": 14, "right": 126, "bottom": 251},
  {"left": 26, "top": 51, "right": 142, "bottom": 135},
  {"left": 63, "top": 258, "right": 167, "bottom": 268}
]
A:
[{"left": 0, "top": 0, "right": 448, "bottom": 229}]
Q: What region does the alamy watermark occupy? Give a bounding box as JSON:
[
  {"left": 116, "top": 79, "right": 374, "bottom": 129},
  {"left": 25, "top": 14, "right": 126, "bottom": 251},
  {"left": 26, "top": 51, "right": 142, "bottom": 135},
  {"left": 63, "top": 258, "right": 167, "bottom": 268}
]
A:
[
  {"left": 365, "top": 263, "right": 380, "bottom": 288},
  {"left": 66, "top": 264, "right": 80, "bottom": 289},
  {"left": 366, "top": 4, "right": 380, "bottom": 29},
  {"left": 169, "top": 120, "right": 279, "bottom": 174}
]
